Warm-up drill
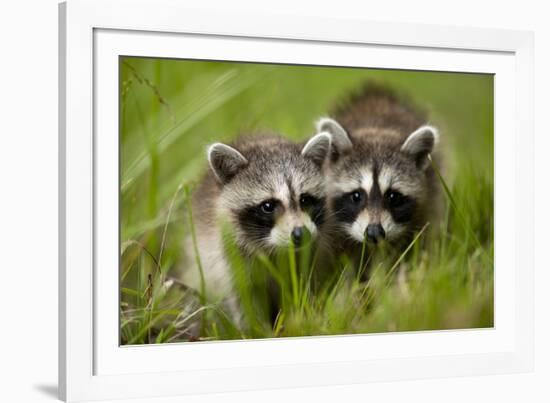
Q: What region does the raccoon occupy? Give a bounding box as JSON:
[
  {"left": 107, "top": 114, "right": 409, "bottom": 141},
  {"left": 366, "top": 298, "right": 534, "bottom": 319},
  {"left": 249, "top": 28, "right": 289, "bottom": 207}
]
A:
[
  {"left": 317, "top": 83, "right": 440, "bottom": 263},
  {"left": 182, "top": 132, "right": 331, "bottom": 324}
]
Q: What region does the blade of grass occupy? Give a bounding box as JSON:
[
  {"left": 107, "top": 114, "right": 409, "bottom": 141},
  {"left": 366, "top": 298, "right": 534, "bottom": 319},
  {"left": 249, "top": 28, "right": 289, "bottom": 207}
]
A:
[
  {"left": 122, "top": 69, "right": 261, "bottom": 191},
  {"left": 430, "top": 156, "right": 493, "bottom": 265},
  {"left": 384, "top": 222, "right": 430, "bottom": 284},
  {"left": 183, "top": 185, "right": 206, "bottom": 307},
  {"left": 157, "top": 183, "right": 184, "bottom": 276},
  {"left": 288, "top": 240, "right": 300, "bottom": 309},
  {"left": 120, "top": 240, "right": 160, "bottom": 282}
]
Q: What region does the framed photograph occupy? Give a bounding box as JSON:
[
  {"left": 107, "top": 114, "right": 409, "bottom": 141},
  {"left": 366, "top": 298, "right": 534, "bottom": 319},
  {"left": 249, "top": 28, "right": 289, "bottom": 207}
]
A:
[{"left": 59, "top": 0, "right": 534, "bottom": 401}]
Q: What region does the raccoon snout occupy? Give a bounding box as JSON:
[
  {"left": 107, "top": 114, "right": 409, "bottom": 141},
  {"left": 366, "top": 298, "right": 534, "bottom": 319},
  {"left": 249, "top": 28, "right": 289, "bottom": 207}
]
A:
[
  {"left": 291, "top": 227, "right": 304, "bottom": 244},
  {"left": 366, "top": 224, "right": 385, "bottom": 244}
]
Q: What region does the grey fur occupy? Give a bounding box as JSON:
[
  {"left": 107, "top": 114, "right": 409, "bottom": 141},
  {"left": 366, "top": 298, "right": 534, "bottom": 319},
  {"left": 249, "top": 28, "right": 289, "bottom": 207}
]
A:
[
  {"left": 401, "top": 125, "right": 439, "bottom": 170},
  {"left": 183, "top": 133, "right": 331, "bottom": 323},
  {"left": 301, "top": 132, "right": 332, "bottom": 167},
  {"left": 318, "top": 83, "right": 441, "bottom": 263},
  {"left": 208, "top": 143, "right": 249, "bottom": 184},
  {"left": 316, "top": 118, "right": 352, "bottom": 153}
]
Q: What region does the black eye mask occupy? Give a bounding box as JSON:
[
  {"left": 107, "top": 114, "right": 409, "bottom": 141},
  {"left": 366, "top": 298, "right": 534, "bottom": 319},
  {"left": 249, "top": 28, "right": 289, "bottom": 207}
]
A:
[
  {"left": 299, "top": 194, "right": 326, "bottom": 226},
  {"left": 333, "top": 188, "right": 367, "bottom": 224},
  {"left": 383, "top": 190, "right": 416, "bottom": 224},
  {"left": 236, "top": 200, "right": 279, "bottom": 242}
]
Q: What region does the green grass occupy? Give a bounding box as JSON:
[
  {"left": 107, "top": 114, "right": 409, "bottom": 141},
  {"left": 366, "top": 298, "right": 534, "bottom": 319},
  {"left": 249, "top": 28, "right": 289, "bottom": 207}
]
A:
[{"left": 119, "top": 57, "right": 494, "bottom": 344}]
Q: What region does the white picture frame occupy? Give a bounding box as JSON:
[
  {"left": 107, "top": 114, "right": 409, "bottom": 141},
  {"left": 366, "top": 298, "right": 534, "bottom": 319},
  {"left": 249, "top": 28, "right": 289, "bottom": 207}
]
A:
[{"left": 59, "top": 0, "right": 534, "bottom": 401}]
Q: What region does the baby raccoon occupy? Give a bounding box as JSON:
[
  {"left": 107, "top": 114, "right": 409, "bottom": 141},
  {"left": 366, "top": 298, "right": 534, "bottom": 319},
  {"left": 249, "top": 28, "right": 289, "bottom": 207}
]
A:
[
  {"left": 317, "top": 83, "right": 440, "bottom": 261},
  {"left": 182, "top": 132, "right": 331, "bottom": 323}
]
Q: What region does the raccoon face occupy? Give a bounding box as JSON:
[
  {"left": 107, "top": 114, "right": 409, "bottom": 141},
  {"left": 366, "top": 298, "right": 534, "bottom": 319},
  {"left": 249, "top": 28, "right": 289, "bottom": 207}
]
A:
[
  {"left": 318, "top": 117, "right": 438, "bottom": 245},
  {"left": 207, "top": 133, "right": 331, "bottom": 254}
]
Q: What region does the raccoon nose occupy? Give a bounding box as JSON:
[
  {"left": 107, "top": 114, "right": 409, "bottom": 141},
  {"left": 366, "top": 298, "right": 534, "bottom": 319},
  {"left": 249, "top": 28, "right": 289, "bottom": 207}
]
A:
[
  {"left": 291, "top": 227, "right": 304, "bottom": 244},
  {"left": 366, "top": 224, "right": 385, "bottom": 244}
]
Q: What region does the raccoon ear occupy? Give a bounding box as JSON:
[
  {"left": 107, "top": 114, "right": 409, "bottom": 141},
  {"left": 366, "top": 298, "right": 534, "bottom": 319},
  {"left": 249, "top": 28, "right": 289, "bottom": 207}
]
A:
[
  {"left": 301, "top": 132, "right": 331, "bottom": 167},
  {"left": 401, "top": 125, "right": 439, "bottom": 170},
  {"left": 207, "top": 143, "right": 248, "bottom": 184},
  {"left": 316, "top": 117, "right": 353, "bottom": 156}
]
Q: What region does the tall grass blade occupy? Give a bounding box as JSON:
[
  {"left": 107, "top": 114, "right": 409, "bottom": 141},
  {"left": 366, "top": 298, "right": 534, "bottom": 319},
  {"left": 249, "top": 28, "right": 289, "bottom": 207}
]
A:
[
  {"left": 430, "top": 157, "right": 493, "bottom": 265},
  {"left": 183, "top": 185, "right": 206, "bottom": 306},
  {"left": 122, "top": 69, "right": 261, "bottom": 191}
]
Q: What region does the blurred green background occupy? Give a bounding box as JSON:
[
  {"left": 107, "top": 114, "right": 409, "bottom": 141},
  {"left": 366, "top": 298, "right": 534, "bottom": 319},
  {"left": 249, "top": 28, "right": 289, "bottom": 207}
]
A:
[{"left": 120, "top": 57, "right": 493, "bottom": 344}]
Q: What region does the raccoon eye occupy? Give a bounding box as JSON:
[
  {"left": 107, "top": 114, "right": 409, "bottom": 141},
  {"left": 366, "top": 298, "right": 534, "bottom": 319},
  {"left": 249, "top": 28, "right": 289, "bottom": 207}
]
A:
[
  {"left": 386, "top": 191, "right": 405, "bottom": 208},
  {"left": 350, "top": 190, "right": 363, "bottom": 204},
  {"left": 299, "top": 194, "right": 316, "bottom": 208},
  {"left": 260, "top": 200, "right": 277, "bottom": 214}
]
